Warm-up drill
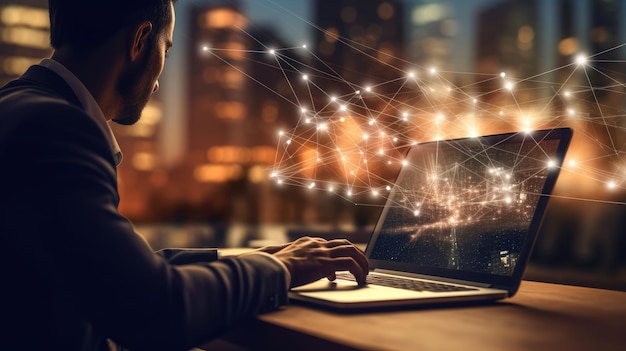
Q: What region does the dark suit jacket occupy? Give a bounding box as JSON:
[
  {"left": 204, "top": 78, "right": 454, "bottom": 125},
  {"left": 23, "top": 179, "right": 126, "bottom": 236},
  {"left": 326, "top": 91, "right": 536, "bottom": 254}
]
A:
[{"left": 0, "top": 65, "right": 288, "bottom": 351}]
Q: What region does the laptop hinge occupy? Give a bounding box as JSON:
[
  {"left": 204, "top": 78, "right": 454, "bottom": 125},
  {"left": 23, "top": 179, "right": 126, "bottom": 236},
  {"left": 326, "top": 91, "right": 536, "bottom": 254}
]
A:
[{"left": 372, "top": 269, "right": 493, "bottom": 289}]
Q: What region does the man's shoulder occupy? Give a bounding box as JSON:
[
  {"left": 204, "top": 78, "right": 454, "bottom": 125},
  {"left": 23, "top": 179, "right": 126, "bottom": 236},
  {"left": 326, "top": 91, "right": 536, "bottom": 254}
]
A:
[
  {"left": 0, "top": 86, "right": 117, "bottom": 175},
  {"left": 0, "top": 79, "right": 82, "bottom": 116},
  {"left": 0, "top": 80, "right": 98, "bottom": 141}
]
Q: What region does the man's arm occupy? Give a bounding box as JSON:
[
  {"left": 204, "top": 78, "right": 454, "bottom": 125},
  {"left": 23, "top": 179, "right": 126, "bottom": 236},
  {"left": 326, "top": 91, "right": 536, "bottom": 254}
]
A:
[
  {"left": 156, "top": 248, "right": 220, "bottom": 264},
  {"left": 8, "top": 103, "right": 288, "bottom": 350}
]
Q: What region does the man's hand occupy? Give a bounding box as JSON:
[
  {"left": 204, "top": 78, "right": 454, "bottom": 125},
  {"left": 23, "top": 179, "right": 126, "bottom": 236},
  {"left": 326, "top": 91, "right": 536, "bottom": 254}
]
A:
[{"left": 265, "top": 236, "right": 369, "bottom": 288}]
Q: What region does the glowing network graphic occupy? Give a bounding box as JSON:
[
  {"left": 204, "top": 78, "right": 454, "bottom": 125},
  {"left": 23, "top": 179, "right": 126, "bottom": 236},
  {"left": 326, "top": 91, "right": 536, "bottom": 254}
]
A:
[{"left": 203, "top": 34, "right": 626, "bottom": 215}]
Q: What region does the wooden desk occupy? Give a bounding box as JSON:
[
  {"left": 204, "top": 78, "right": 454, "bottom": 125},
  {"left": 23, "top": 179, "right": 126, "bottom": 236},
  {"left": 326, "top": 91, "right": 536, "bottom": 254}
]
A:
[{"left": 214, "top": 280, "right": 626, "bottom": 351}]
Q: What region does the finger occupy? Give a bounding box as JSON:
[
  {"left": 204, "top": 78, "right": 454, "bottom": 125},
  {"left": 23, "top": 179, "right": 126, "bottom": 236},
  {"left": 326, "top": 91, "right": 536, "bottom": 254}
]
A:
[
  {"left": 324, "top": 238, "right": 353, "bottom": 248},
  {"left": 298, "top": 236, "right": 326, "bottom": 243},
  {"left": 325, "top": 240, "right": 368, "bottom": 263},
  {"left": 320, "top": 257, "right": 368, "bottom": 285},
  {"left": 327, "top": 245, "right": 369, "bottom": 272}
]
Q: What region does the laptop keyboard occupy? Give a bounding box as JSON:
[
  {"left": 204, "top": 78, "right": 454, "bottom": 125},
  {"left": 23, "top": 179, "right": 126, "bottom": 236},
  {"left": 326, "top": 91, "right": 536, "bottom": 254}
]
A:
[{"left": 336, "top": 272, "right": 478, "bottom": 293}]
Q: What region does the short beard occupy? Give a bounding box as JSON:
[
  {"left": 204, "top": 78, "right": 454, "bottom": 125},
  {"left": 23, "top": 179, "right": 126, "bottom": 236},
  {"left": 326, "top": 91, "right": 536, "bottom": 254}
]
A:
[
  {"left": 112, "top": 95, "right": 147, "bottom": 125},
  {"left": 113, "top": 46, "right": 154, "bottom": 125}
]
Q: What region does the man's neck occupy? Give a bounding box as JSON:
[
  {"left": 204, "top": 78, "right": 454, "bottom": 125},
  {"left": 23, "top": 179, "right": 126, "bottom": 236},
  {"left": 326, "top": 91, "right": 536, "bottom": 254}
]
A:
[{"left": 50, "top": 45, "right": 122, "bottom": 121}]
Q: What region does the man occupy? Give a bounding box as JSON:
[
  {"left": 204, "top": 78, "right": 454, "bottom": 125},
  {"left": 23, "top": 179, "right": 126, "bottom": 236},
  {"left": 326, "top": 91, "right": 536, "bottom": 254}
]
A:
[{"left": 0, "top": 1, "right": 368, "bottom": 350}]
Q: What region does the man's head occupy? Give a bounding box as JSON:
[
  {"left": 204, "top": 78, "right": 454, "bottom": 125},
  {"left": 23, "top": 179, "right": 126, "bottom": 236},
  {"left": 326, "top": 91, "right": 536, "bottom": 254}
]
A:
[
  {"left": 48, "top": 0, "right": 178, "bottom": 125},
  {"left": 49, "top": 0, "right": 176, "bottom": 51}
]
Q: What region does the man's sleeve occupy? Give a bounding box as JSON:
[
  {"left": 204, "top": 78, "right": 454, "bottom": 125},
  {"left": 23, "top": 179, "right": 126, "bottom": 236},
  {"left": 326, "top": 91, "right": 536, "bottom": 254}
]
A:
[
  {"left": 156, "top": 248, "right": 220, "bottom": 264},
  {"left": 11, "top": 104, "right": 289, "bottom": 350}
]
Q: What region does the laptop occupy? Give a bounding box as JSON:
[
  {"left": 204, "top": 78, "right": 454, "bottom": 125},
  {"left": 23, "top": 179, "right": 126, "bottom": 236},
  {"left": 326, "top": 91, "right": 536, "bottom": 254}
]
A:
[{"left": 289, "top": 127, "right": 573, "bottom": 311}]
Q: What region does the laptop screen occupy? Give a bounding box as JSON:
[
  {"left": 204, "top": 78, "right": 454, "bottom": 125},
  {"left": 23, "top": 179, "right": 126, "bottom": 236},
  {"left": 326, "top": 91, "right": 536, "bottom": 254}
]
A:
[{"left": 366, "top": 128, "right": 572, "bottom": 284}]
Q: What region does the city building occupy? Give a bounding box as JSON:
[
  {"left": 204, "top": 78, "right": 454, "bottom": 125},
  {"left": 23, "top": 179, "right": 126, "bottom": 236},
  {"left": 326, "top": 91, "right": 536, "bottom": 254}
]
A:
[
  {"left": 314, "top": 0, "right": 405, "bottom": 88},
  {"left": 158, "top": 1, "right": 313, "bottom": 232},
  {"left": 475, "top": 0, "right": 626, "bottom": 194},
  {"left": 110, "top": 98, "right": 167, "bottom": 221},
  {"left": 0, "top": 0, "right": 50, "bottom": 86}
]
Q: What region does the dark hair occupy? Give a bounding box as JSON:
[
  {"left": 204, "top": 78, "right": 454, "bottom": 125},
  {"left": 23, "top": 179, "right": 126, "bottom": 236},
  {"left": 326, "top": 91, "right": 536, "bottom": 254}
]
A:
[{"left": 48, "top": 0, "right": 178, "bottom": 49}]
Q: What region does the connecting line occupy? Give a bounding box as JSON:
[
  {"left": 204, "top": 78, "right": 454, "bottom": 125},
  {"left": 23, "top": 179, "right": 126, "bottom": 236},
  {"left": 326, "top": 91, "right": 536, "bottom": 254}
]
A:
[{"left": 206, "top": 23, "right": 626, "bottom": 204}]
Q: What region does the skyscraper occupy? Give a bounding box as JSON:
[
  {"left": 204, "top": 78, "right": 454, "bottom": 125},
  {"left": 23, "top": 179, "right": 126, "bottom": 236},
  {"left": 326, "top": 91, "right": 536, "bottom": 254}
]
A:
[
  {"left": 162, "top": 1, "right": 310, "bottom": 227},
  {"left": 314, "top": 0, "right": 405, "bottom": 88},
  {"left": 0, "top": 0, "right": 50, "bottom": 86}
]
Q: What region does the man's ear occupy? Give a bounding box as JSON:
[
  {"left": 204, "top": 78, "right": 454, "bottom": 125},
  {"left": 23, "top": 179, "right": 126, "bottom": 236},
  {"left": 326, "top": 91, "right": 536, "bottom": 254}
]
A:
[{"left": 129, "top": 21, "right": 153, "bottom": 62}]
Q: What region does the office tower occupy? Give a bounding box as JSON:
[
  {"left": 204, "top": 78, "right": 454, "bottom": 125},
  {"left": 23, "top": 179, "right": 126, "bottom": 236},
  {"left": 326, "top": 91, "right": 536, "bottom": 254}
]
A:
[
  {"left": 477, "top": 0, "right": 626, "bottom": 89},
  {"left": 0, "top": 0, "right": 50, "bottom": 86},
  {"left": 309, "top": 0, "right": 407, "bottom": 227},
  {"left": 314, "top": 0, "right": 405, "bottom": 87},
  {"left": 110, "top": 97, "right": 166, "bottom": 221},
  {"left": 475, "top": 0, "right": 626, "bottom": 143},
  {"left": 173, "top": 1, "right": 251, "bottom": 226},
  {"left": 312, "top": 0, "right": 406, "bottom": 170},
  {"left": 404, "top": 0, "right": 458, "bottom": 72},
  {"left": 165, "top": 1, "right": 309, "bottom": 227}
]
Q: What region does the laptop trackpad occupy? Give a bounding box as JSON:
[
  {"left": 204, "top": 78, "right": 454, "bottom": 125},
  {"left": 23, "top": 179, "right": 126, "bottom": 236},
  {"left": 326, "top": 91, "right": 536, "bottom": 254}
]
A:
[{"left": 291, "top": 279, "right": 425, "bottom": 302}]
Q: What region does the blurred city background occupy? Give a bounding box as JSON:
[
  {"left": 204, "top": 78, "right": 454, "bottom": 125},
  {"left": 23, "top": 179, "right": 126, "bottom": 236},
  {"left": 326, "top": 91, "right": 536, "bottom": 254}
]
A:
[{"left": 2, "top": 0, "right": 625, "bottom": 290}]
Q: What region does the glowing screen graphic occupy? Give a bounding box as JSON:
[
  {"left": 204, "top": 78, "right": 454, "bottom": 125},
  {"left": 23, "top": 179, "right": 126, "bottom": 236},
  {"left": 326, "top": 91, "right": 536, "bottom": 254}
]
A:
[{"left": 369, "top": 133, "right": 561, "bottom": 276}]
